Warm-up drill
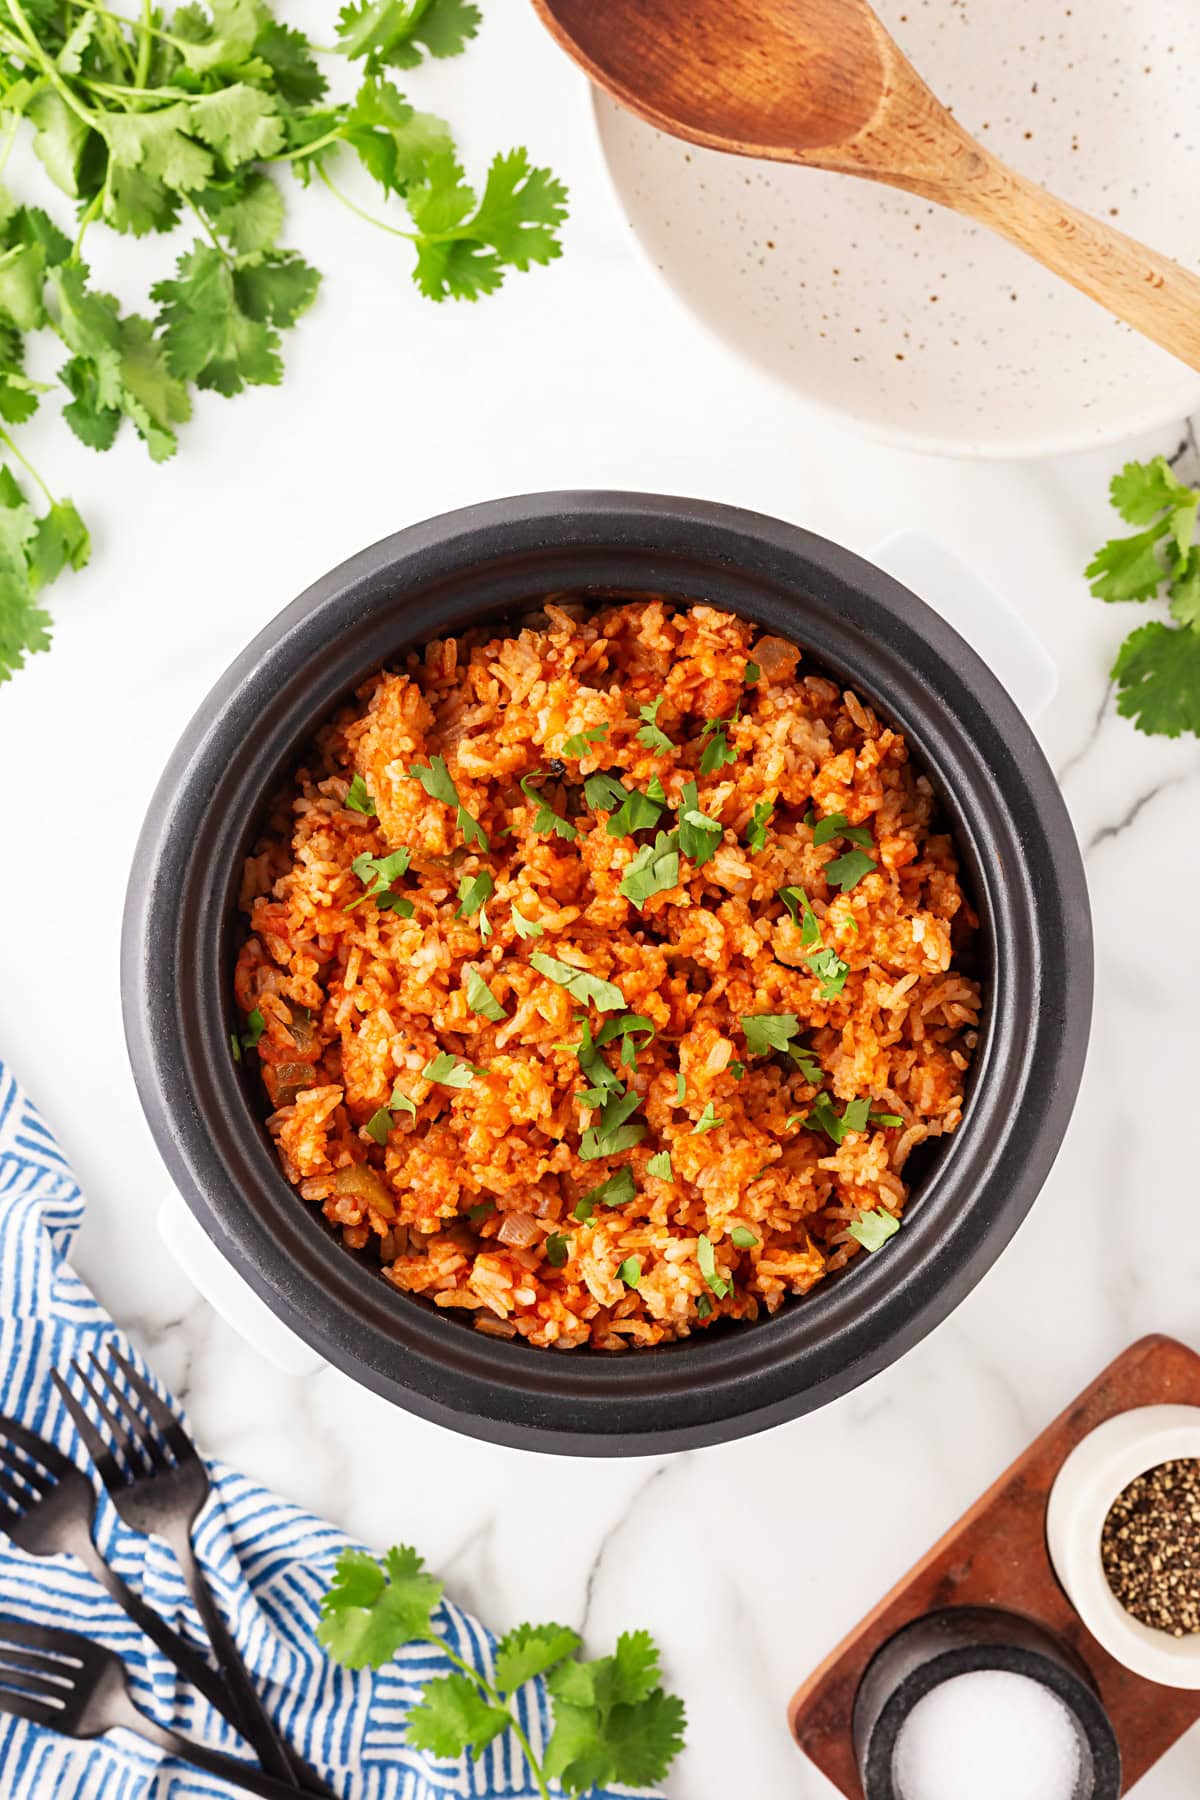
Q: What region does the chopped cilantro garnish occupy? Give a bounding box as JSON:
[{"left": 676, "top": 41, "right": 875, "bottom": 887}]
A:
[
  {"left": 730, "top": 1227, "right": 758, "bottom": 1248},
  {"left": 806, "top": 1092, "right": 882, "bottom": 1143},
  {"left": 345, "top": 774, "right": 376, "bottom": 815},
  {"left": 579, "top": 1166, "right": 636, "bottom": 1212},
  {"left": 848, "top": 1208, "right": 901, "bottom": 1252},
  {"left": 872, "top": 1109, "right": 905, "bottom": 1127},
  {"left": 841, "top": 1097, "right": 871, "bottom": 1133},
  {"left": 510, "top": 902, "right": 543, "bottom": 940},
  {"left": 584, "top": 770, "right": 631, "bottom": 814},
  {"left": 678, "top": 780, "right": 722, "bottom": 865},
  {"left": 422, "top": 1052, "right": 483, "bottom": 1089},
  {"left": 778, "top": 884, "right": 822, "bottom": 947},
  {"left": 545, "top": 1232, "right": 569, "bottom": 1266},
  {"left": 580, "top": 1087, "right": 645, "bottom": 1160},
  {"left": 741, "top": 1012, "right": 800, "bottom": 1057},
  {"left": 636, "top": 696, "right": 673, "bottom": 754},
  {"left": 520, "top": 773, "right": 579, "bottom": 841},
  {"left": 570, "top": 1018, "right": 625, "bottom": 1101},
  {"left": 595, "top": 1012, "right": 656, "bottom": 1070},
  {"left": 646, "top": 1151, "right": 672, "bottom": 1179},
  {"left": 231, "top": 1032, "right": 241, "bottom": 1062},
  {"left": 806, "top": 947, "right": 849, "bottom": 999},
  {"left": 745, "top": 799, "right": 774, "bottom": 853},
  {"left": 696, "top": 1293, "right": 714, "bottom": 1319},
  {"left": 467, "top": 1200, "right": 495, "bottom": 1223},
  {"left": 465, "top": 967, "right": 507, "bottom": 1022},
  {"left": 365, "top": 1107, "right": 392, "bottom": 1145},
  {"left": 562, "top": 724, "right": 609, "bottom": 757},
  {"left": 241, "top": 1007, "right": 265, "bottom": 1050},
  {"left": 698, "top": 718, "right": 737, "bottom": 774},
  {"left": 348, "top": 848, "right": 412, "bottom": 911},
  {"left": 812, "top": 811, "right": 874, "bottom": 849},
  {"left": 618, "top": 1256, "right": 642, "bottom": 1288},
  {"left": 789, "top": 1043, "right": 824, "bottom": 1084},
  {"left": 531, "top": 952, "right": 626, "bottom": 1013},
  {"left": 697, "top": 1232, "right": 729, "bottom": 1298},
  {"left": 824, "top": 847, "right": 876, "bottom": 892},
  {"left": 730, "top": 1061, "right": 745, "bottom": 1080},
  {"left": 456, "top": 869, "right": 495, "bottom": 919},
  {"left": 389, "top": 1084, "right": 417, "bottom": 1119},
  {"left": 674, "top": 1071, "right": 687, "bottom": 1103},
  {"left": 607, "top": 781, "right": 666, "bottom": 838},
  {"left": 743, "top": 661, "right": 761, "bottom": 685},
  {"left": 691, "top": 1102, "right": 723, "bottom": 1135},
  {"left": 409, "top": 756, "right": 488, "bottom": 849},
  {"left": 620, "top": 829, "right": 681, "bottom": 910}
]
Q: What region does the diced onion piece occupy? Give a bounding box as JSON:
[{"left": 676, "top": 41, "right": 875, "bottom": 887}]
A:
[{"left": 497, "top": 1210, "right": 540, "bottom": 1248}]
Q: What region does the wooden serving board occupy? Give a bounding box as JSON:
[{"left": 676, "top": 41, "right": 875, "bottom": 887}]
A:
[{"left": 788, "top": 1335, "right": 1200, "bottom": 1796}]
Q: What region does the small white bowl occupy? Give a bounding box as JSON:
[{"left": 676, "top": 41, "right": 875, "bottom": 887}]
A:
[{"left": 1046, "top": 1405, "right": 1200, "bottom": 1688}]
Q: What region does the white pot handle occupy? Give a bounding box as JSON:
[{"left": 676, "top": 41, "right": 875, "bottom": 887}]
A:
[
  {"left": 158, "top": 1189, "right": 326, "bottom": 1377},
  {"left": 872, "top": 530, "right": 1057, "bottom": 722}
]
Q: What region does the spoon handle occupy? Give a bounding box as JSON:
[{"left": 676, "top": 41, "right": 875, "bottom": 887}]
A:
[{"left": 937, "top": 151, "right": 1200, "bottom": 373}]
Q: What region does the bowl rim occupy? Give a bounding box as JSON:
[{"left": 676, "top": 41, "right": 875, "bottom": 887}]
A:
[{"left": 121, "top": 490, "right": 1094, "bottom": 1454}]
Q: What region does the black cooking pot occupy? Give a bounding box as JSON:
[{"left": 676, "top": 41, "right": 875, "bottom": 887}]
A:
[{"left": 122, "top": 493, "right": 1092, "bottom": 1456}]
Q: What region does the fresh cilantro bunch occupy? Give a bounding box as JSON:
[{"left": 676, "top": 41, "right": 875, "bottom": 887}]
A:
[
  {"left": 0, "top": 0, "right": 567, "bottom": 682},
  {"left": 318, "top": 1543, "right": 686, "bottom": 1798},
  {"left": 1086, "top": 453, "right": 1200, "bottom": 737}
]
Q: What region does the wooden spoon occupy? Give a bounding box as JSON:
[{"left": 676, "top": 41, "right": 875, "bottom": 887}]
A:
[{"left": 532, "top": 0, "right": 1200, "bottom": 372}]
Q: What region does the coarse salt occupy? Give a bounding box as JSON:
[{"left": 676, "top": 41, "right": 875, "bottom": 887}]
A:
[{"left": 892, "top": 1668, "right": 1081, "bottom": 1800}]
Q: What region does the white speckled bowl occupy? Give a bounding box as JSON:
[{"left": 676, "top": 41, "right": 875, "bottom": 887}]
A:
[{"left": 591, "top": 0, "right": 1200, "bottom": 458}]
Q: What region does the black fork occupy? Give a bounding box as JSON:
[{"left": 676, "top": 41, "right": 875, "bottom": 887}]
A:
[
  {"left": 0, "top": 1411, "right": 235, "bottom": 1722},
  {"left": 53, "top": 1347, "right": 334, "bottom": 1798},
  {"left": 0, "top": 1616, "right": 317, "bottom": 1800}
]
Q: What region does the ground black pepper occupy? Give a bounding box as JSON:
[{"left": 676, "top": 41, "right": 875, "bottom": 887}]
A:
[{"left": 1101, "top": 1458, "right": 1200, "bottom": 1637}]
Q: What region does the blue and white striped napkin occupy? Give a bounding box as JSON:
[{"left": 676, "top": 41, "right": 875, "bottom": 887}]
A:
[{"left": 0, "top": 1060, "right": 656, "bottom": 1800}]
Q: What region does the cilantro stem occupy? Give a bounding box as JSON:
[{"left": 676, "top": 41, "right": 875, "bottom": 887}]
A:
[
  {"left": 134, "top": 0, "right": 152, "bottom": 88},
  {"left": 72, "top": 186, "right": 103, "bottom": 260},
  {"left": 61, "top": 0, "right": 190, "bottom": 51},
  {"left": 185, "top": 195, "right": 229, "bottom": 264},
  {"left": 439, "top": 1644, "right": 553, "bottom": 1800},
  {"left": 271, "top": 127, "right": 348, "bottom": 165},
  {"left": 5, "top": 0, "right": 98, "bottom": 127},
  {"left": 0, "top": 110, "right": 19, "bottom": 180},
  {"left": 316, "top": 164, "right": 413, "bottom": 241},
  {"left": 0, "top": 428, "right": 56, "bottom": 507}
]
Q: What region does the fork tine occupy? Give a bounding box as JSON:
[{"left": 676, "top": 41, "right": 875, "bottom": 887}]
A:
[
  {"left": 0, "top": 1416, "right": 72, "bottom": 1480},
  {"left": 0, "top": 1656, "right": 74, "bottom": 1702},
  {"left": 83, "top": 1353, "right": 172, "bottom": 1476},
  {"left": 0, "top": 1440, "right": 52, "bottom": 1501},
  {"left": 0, "top": 1463, "right": 35, "bottom": 1515},
  {"left": 108, "top": 1349, "right": 192, "bottom": 1462},
  {"left": 72, "top": 1362, "right": 161, "bottom": 1478},
  {"left": 51, "top": 1372, "right": 121, "bottom": 1488},
  {"left": 0, "top": 1683, "right": 63, "bottom": 1727}
]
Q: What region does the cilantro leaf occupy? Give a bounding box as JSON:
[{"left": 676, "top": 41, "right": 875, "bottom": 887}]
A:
[
  {"left": 848, "top": 1207, "right": 901, "bottom": 1252},
  {"left": 741, "top": 1012, "right": 799, "bottom": 1056},
  {"left": 606, "top": 779, "right": 664, "bottom": 838},
  {"left": 240, "top": 1007, "right": 265, "bottom": 1049},
  {"left": 510, "top": 902, "right": 542, "bottom": 939},
  {"left": 636, "top": 696, "right": 672, "bottom": 754},
  {"left": 0, "top": 467, "right": 88, "bottom": 684},
  {"left": 691, "top": 1102, "right": 723, "bottom": 1135},
  {"left": 253, "top": 20, "right": 328, "bottom": 104},
  {"left": 336, "top": 0, "right": 482, "bottom": 67},
  {"left": 731, "top": 1226, "right": 758, "bottom": 1247},
  {"left": 456, "top": 868, "right": 494, "bottom": 918},
  {"left": 594, "top": 1011, "right": 655, "bottom": 1070},
  {"left": 1112, "top": 620, "right": 1200, "bottom": 738},
  {"left": 812, "top": 811, "right": 874, "bottom": 848},
  {"left": 520, "top": 772, "right": 578, "bottom": 840},
  {"left": 531, "top": 951, "right": 626, "bottom": 1013},
  {"left": 745, "top": 798, "right": 773, "bottom": 853},
  {"left": 779, "top": 884, "right": 822, "bottom": 947},
  {"left": 407, "top": 148, "right": 567, "bottom": 302},
  {"left": 545, "top": 1231, "right": 569, "bottom": 1267},
  {"left": 699, "top": 717, "right": 737, "bottom": 774},
  {"left": 744, "top": 660, "right": 761, "bottom": 685},
  {"left": 390, "top": 1083, "right": 417, "bottom": 1119},
  {"left": 233, "top": 252, "right": 321, "bottom": 330},
  {"left": 345, "top": 773, "right": 375, "bottom": 814},
  {"left": 465, "top": 965, "right": 506, "bottom": 1021},
  {"left": 1086, "top": 524, "right": 1171, "bottom": 603},
  {"left": 365, "top": 1107, "right": 392, "bottom": 1145},
  {"left": 494, "top": 1622, "right": 581, "bottom": 1693},
  {"left": 824, "top": 847, "right": 876, "bottom": 892},
  {"left": 580, "top": 1087, "right": 645, "bottom": 1160},
  {"left": 406, "top": 1672, "right": 510, "bottom": 1759},
  {"left": 562, "top": 723, "right": 608, "bottom": 756},
  {"left": 422, "top": 1051, "right": 482, "bottom": 1088},
  {"left": 348, "top": 846, "right": 411, "bottom": 909},
  {"left": 617, "top": 1255, "right": 642, "bottom": 1288},
  {"left": 806, "top": 946, "right": 849, "bottom": 999},
  {"left": 190, "top": 85, "right": 285, "bottom": 167},
  {"left": 409, "top": 754, "right": 487, "bottom": 846},
  {"left": 316, "top": 1544, "right": 442, "bottom": 1668},
  {"left": 619, "top": 828, "right": 680, "bottom": 910},
  {"left": 697, "top": 1232, "right": 728, "bottom": 1297},
  {"left": 577, "top": 1166, "right": 636, "bottom": 1215},
  {"left": 678, "top": 781, "right": 722, "bottom": 865},
  {"left": 343, "top": 74, "right": 454, "bottom": 195},
  {"left": 1109, "top": 455, "right": 1194, "bottom": 525},
  {"left": 646, "top": 1151, "right": 672, "bottom": 1179},
  {"left": 152, "top": 241, "right": 282, "bottom": 397}
]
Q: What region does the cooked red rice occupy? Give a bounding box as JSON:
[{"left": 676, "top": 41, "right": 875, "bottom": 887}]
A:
[{"left": 234, "top": 598, "right": 980, "bottom": 1351}]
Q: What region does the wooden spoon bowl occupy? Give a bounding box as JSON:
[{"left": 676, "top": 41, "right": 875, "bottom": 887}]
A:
[{"left": 533, "top": 0, "right": 1200, "bottom": 371}]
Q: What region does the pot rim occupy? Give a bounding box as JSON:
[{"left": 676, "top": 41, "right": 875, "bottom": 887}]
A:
[{"left": 121, "top": 491, "right": 1093, "bottom": 1454}]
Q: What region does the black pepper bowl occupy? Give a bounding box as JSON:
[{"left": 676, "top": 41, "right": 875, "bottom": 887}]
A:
[{"left": 121, "top": 492, "right": 1092, "bottom": 1456}]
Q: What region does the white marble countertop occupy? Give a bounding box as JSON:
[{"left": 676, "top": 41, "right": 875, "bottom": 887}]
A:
[{"left": 1, "top": 4, "right": 1199, "bottom": 1794}]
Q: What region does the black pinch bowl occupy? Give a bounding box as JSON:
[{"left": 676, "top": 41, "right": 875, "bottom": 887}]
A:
[
  {"left": 121, "top": 491, "right": 1092, "bottom": 1456},
  {"left": 853, "top": 1608, "right": 1121, "bottom": 1799}
]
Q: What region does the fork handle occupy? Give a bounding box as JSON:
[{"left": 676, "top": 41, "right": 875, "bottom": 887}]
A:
[
  {"left": 167, "top": 1524, "right": 312, "bottom": 1791},
  {"left": 129, "top": 1711, "right": 329, "bottom": 1800},
  {"left": 75, "top": 1539, "right": 237, "bottom": 1726}
]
